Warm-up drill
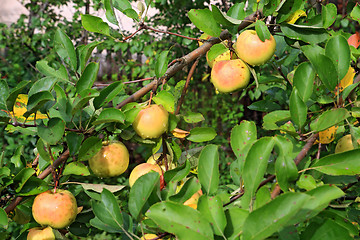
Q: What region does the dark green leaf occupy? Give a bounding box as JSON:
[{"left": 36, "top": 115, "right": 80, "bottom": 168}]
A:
[
  {"left": 242, "top": 192, "right": 312, "bottom": 240},
  {"left": 90, "top": 216, "right": 121, "bottom": 233},
  {"left": 155, "top": 50, "right": 169, "bottom": 78},
  {"left": 93, "top": 82, "right": 124, "bottom": 109},
  {"left": 37, "top": 118, "right": 65, "bottom": 145},
  {"left": 6, "top": 81, "right": 29, "bottom": 111},
  {"left": 0, "top": 80, "right": 9, "bottom": 110},
  {"left": 255, "top": 20, "right": 271, "bottom": 42},
  {"left": 0, "top": 208, "right": 8, "bottom": 229},
  {"left": 13, "top": 168, "right": 35, "bottom": 193},
  {"left": 66, "top": 132, "right": 84, "bottom": 156},
  {"left": 188, "top": 9, "right": 221, "bottom": 37},
  {"left": 164, "top": 160, "right": 191, "bottom": 183},
  {"left": 78, "top": 137, "right": 102, "bottom": 161},
  {"left": 77, "top": 41, "right": 102, "bottom": 74},
  {"left": 187, "top": 127, "right": 217, "bottom": 142},
  {"left": 293, "top": 62, "right": 315, "bottom": 102},
  {"left": 54, "top": 28, "right": 77, "bottom": 71},
  {"left": 36, "top": 139, "right": 51, "bottom": 162},
  {"left": 198, "top": 145, "right": 219, "bottom": 195},
  {"left": 17, "top": 177, "right": 48, "bottom": 196},
  {"left": 290, "top": 87, "right": 307, "bottom": 130},
  {"left": 211, "top": 5, "right": 241, "bottom": 26},
  {"left": 322, "top": 3, "right": 337, "bottom": 28},
  {"left": 92, "top": 108, "right": 125, "bottom": 125},
  {"left": 224, "top": 207, "right": 248, "bottom": 240},
  {"left": 76, "top": 62, "right": 99, "bottom": 93},
  {"left": 310, "top": 108, "right": 350, "bottom": 132},
  {"left": 129, "top": 171, "right": 160, "bottom": 220},
  {"left": 276, "top": 0, "right": 303, "bottom": 23},
  {"left": 281, "top": 24, "right": 329, "bottom": 44},
  {"left": 169, "top": 177, "right": 201, "bottom": 203},
  {"left": 198, "top": 195, "right": 226, "bottom": 236},
  {"left": 301, "top": 219, "right": 353, "bottom": 240},
  {"left": 63, "top": 162, "right": 90, "bottom": 176},
  {"left": 311, "top": 149, "right": 360, "bottom": 175},
  {"left": 247, "top": 100, "right": 281, "bottom": 112},
  {"left": 81, "top": 14, "right": 111, "bottom": 36},
  {"left": 71, "top": 89, "right": 99, "bottom": 115},
  {"left": 325, "top": 35, "right": 351, "bottom": 80},
  {"left": 24, "top": 91, "right": 54, "bottom": 118},
  {"left": 146, "top": 201, "right": 214, "bottom": 240},
  {"left": 242, "top": 137, "right": 275, "bottom": 209}
]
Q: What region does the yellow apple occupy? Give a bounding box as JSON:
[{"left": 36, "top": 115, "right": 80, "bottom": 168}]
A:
[
  {"left": 27, "top": 226, "right": 55, "bottom": 240},
  {"left": 133, "top": 104, "right": 169, "bottom": 139},
  {"left": 146, "top": 153, "right": 175, "bottom": 171},
  {"left": 129, "top": 163, "right": 163, "bottom": 187},
  {"left": 89, "top": 142, "right": 129, "bottom": 177},
  {"left": 141, "top": 233, "right": 162, "bottom": 240},
  {"left": 335, "top": 134, "right": 360, "bottom": 153},
  {"left": 32, "top": 189, "right": 78, "bottom": 229},
  {"left": 210, "top": 59, "right": 250, "bottom": 93},
  {"left": 235, "top": 30, "right": 276, "bottom": 66}
]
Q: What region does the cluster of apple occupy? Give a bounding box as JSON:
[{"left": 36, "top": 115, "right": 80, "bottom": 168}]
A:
[
  {"left": 27, "top": 104, "right": 202, "bottom": 239},
  {"left": 206, "top": 30, "right": 276, "bottom": 93}
]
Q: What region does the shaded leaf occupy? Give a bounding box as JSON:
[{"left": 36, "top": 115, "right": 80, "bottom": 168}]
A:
[
  {"left": 76, "top": 62, "right": 99, "bottom": 93},
  {"left": 93, "top": 82, "right": 124, "bottom": 109},
  {"left": 37, "top": 118, "right": 65, "bottom": 145}
]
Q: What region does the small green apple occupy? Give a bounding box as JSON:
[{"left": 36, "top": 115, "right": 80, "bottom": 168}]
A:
[
  {"left": 89, "top": 142, "right": 129, "bottom": 177},
  {"left": 32, "top": 189, "right": 78, "bottom": 229},
  {"left": 235, "top": 30, "right": 276, "bottom": 66},
  {"left": 210, "top": 59, "right": 250, "bottom": 93}
]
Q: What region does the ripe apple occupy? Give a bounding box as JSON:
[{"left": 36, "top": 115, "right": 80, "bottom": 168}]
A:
[
  {"left": 335, "top": 134, "right": 360, "bottom": 153},
  {"left": 183, "top": 189, "right": 203, "bottom": 208},
  {"left": 27, "top": 226, "right": 55, "bottom": 240},
  {"left": 141, "top": 233, "right": 162, "bottom": 240},
  {"left": 235, "top": 30, "right": 276, "bottom": 66},
  {"left": 210, "top": 59, "right": 250, "bottom": 93},
  {"left": 32, "top": 189, "right": 78, "bottom": 229},
  {"left": 133, "top": 104, "right": 169, "bottom": 139},
  {"left": 146, "top": 153, "right": 175, "bottom": 171},
  {"left": 89, "top": 142, "right": 129, "bottom": 177},
  {"left": 129, "top": 163, "right": 163, "bottom": 187}
]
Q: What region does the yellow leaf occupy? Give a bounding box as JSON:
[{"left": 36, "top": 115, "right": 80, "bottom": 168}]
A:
[
  {"left": 286, "top": 10, "right": 307, "bottom": 24},
  {"left": 11, "top": 94, "right": 48, "bottom": 122},
  {"left": 171, "top": 128, "right": 190, "bottom": 139},
  {"left": 337, "top": 67, "right": 355, "bottom": 93},
  {"left": 318, "top": 125, "right": 338, "bottom": 144}
]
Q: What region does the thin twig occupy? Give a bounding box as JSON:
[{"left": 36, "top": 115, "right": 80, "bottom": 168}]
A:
[
  {"left": 123, "top": 26, "right": 145, "bottom": 41},
  {"left": 143, "top": 25, "right": 201, "bottom": 41}
]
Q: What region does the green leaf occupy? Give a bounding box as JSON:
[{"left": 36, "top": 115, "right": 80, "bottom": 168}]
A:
[
  {"left": 310, "top": 108, "right": 350, "bottom": 132},
  {"left": 293, "top": 62, "right": 315, "bottom": 102},
  {"left": 198, "top": 195, "right": 226, "bottom": 236},
  {"left": 76, "top": 62, "right": 100, "bottom": 93},
  {"left": 6, "top": 81, "right": 29, "bottom": 111},
  {"left": 129, "top": 171, "right": 160, "bottom": 220},
  {"left": 81, "top": 14, "right": 111, "bottom": 36},
  {"left": 255, "top": 20, "right": 271, "bottom": 42},
  {"left": 311, "top": 149, "right": 360, "bottom": 175},
  {"left": 0, "top": 208, "right": 8, "bottom": 229},
  {"left": 24, "top": 91, "right": 54, "bottom": 118},
  {"left": 36, "top": 139, "right": 51, "bottom": 162},
  {"left": 93, "top": 82, "right": 124, "bottom": 109},
  {"left": 77, "top": 41, "right": 102, "bottom": 74},
  {"left": 211, "top": 5, "right": 241, "bottom": 26},
  {"left": 281, "top": 24, "right": 329, "bottom": 44},
  {"left": 71, "top": 89, "right": 99, "bottom": 115},
  {"left": 90, "top": 216, "right": 121, "bottom": 233},
  {"left": 63, "top": 162, "right": 90, "bottom": 176},
  {"left": 28, "top": 77, "right": 57, "bottom": 97},
  {"left": 146, "top": 201, "right": 214, "bottom": 240},
  {"left": 207, "top": 44, "right": 228, "bottom": 66},
  {"left": 17, "top": 176, "right": 48, "bottom": 196},
  {"left": 187, "top": 127, "right": 217, "bottom": 142},
  {"left": 230, "top": 121, "right": 257, "bottom": 185},
  {"left": 224, "top": 207, "right": 248, "bottom": 240},
  {"left": 350, "top": 4, "right": 360, "bottom": 24},
  {"left": 254, "top": 186, "right": 271, "bottom": 210},
  {"left": 322, "top": 3, "right": 337, "bottom": 28},
  {"left": 113, "top": 0, "right": 132, "bottom": 11},
  {"left": 0, "top": 80, "right": 9, "bottom": 110},
  {"left": 301, "top": 219, "right": 353, "bottom": 239},
  {"left": 103, "top": 0, "right": 118, "bottom": 25},
  {"left": 54, "top": 28, "right": 77, "bottom": 71},
  {"left": 276, "top": 0, "right": 303, "bottom": 23},
  {"left": 289, "top": 87, "right": 307, "bottom": 130},
  {"left": 183, "top": 112, "right": 204, "bottom": 123},
  {"left": 37, "top": 118, "right": 65, "bottom": 145},
  {"left": 68, "top": 182, "right": 125, "bottom": 194},
  {"left": 198, "top": 145, "right": 219, "bottom": 195},
  {"left": 169, "top": 177, "right": 201, "bottom": 203},
  {"left": 262, "top": 110, "right": 291, "bottom": 131},
  {"left": 164, "top": 160, "right": 191, "bottom": 183},
  {"left": 0, "top": 111, "right": 10, "bottom": 123},
  {"left": 35, "top": 60, "right": 69, "bottom": 82},
  {"left": 274, "top": 136, "right": 298, "bottom": 191},
  {"left": 66, "top": 132, "right": 84, "bottom": 156},
  {"left": 227, "top": 2, "right": 245, "bottom": 20},
  {"left": 13, "top": 168, "right": 35, "bottom": 193},
  {"left": 302, "top": 45, "right": 338, "bottom": 91},
  {"left": 242, "top": 137, "right": 275, "bottom": 209},
  {"left": 325, "top": 35, "right": 351, "bottom": 80},
  {"left": 123, "top": 9, "right": 139, "bottom": 21},
  {"left": 153, "top": 91, "right": 175, "bottom": 113},
  {"left": 155, "top": 50, "right": 169, "bottom": 78},
  {"left": 92, "top": 108, "right": 125, "bottom": 125},
  {"left": 297, "top": 174, "right": 317, "bottom": 191},
  {"left": 242, "top": 192, "right": 312, "bottom": 240},
  {"left": 188, "top": 9, "right": 221, "bottom": 37},
  {"left": 78, "top": 136, "right": 102, "bottom": 161},
  {"left": 92, "top": 189, "right": 123, "bottom": 229},
  {"left": 247, "top": 100, "right": 281, "bottom": 112}
]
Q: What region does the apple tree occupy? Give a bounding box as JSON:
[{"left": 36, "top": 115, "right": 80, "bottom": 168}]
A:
[{"left": 1, "top": 0, "right": 360, "bottom": 239}]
